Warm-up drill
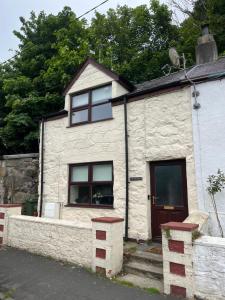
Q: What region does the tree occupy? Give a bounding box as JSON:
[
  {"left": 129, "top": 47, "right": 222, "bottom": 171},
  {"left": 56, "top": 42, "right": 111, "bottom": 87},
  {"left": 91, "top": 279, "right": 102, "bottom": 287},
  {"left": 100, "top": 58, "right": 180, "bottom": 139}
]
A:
[
  {"left": 89, "top": 0, "right": 178, "bottom": 82},
  {"left": 0, "top": 1, "right": 179, "bottom": 154},
  {"left": 0, "top": 7, "right": 89, "bottom": 154}
]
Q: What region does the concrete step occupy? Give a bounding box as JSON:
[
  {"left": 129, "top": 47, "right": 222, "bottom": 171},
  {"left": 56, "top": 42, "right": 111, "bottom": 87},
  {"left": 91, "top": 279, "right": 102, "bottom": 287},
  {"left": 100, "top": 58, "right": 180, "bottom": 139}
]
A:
[
  {"left": 117, "top": 273, "right": 163, "bottom": 293},
  {"left": 124, "top": 261, "right": 163, "bottom": 280},
  {"left": 129, "top": 251, "right": 163, "bottom": 267}
]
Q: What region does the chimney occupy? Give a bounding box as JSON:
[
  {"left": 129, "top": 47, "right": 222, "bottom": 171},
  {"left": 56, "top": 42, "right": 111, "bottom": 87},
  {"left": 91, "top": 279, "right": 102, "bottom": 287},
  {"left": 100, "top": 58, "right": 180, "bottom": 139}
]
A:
[{"left": 196, "top": 24, "right": 218, "bottom": 65}]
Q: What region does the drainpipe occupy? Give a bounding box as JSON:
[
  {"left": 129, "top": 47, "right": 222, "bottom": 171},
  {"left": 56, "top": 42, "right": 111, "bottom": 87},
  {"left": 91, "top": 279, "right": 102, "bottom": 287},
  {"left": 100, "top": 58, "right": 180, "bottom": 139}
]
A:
[
  {"left": 124, "top": 95, "right": 129, "bottom": 241},
  {"left": 39, "top": 118, "right": 45, "bottom": 217}
]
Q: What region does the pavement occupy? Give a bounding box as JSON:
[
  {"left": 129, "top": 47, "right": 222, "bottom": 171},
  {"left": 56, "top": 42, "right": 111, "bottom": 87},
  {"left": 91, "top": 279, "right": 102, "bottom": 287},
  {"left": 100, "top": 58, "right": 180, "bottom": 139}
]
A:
[{"left": 0, "top": 247, "right": 177, "bottom": 300}]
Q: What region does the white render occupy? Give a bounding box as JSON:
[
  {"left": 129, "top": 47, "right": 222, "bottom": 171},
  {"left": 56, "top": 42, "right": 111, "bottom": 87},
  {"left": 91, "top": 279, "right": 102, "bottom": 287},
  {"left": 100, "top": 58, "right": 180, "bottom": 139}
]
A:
[
  {"left": 92, "top": 220, "right": 124, "bottom": 277},
  {"left": 39, "top": 62, "right": 198, "bottom": 240},
  {"left": 7, "top": 215, "right": 92, "bottom": 267},
  {"left": 162, "top": 227, "right": 195, "bottom": 298},
  {"left": 192, "top": 78, "right": 225, "bottom": 236},
  {"left": 193, "top": 235, "right": 225, "bottom": 299}
]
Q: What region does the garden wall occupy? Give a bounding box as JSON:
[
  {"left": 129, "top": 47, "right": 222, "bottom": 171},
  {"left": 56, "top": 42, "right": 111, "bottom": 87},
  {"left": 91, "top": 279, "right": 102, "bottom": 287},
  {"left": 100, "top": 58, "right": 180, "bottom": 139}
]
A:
[
  {"left": 193, "top": 235, "right": 225, "bottom": 300},
  {"left": 7, "top": 215, "right": 92, "bottom": 267},
  {"left": 0, "top": 153, "right": 39, "bottom": 204},
  {"left": 2, "top": 207, "right": 124, "bottom": 277}
]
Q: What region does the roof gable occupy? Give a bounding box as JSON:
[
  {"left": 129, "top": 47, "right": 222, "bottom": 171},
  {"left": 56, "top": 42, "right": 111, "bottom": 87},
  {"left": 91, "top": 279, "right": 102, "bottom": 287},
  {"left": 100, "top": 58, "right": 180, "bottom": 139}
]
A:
[{"left": 63, "top": 57, "right": 134, "bottom": 96}]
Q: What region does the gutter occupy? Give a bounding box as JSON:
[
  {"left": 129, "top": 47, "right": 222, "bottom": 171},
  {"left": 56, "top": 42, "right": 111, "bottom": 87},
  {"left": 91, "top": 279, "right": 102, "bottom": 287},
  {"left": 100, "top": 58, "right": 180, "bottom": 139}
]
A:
[
  {"left": 39, "top": 118, "right": 45, "bottom": 217},
  {"left": 124, "top": 95, "right": 129, "bottom": 241}
]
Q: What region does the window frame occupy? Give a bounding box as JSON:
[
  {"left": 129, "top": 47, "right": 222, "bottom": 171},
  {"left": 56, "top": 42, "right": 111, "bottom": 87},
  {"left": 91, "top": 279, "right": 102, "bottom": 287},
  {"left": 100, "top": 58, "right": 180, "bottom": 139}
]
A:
[
  {"left": 69, "top": 83, "right": 113, "bottom": 126},
  {"left": 68, "top": 161, "right": 114, "bottom": 209}
]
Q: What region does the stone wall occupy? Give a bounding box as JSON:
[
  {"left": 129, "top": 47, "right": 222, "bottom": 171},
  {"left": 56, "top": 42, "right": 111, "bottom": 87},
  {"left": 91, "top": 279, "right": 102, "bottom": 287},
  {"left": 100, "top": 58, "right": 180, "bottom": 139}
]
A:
[
  {"left": 193, "top": 235, "right": 225, "bottom": 300},
  {"left": 8, "top": 215, "right": 92, "bottom": 267},
  {"left": 0, "top": 154, "right": 39, "bottom": 204},
  {"left": 3, "top": 210, "right": 124, "bottom": 276},
  {"left": 41, "top": 85, "right": 197, "bottom": 240}
]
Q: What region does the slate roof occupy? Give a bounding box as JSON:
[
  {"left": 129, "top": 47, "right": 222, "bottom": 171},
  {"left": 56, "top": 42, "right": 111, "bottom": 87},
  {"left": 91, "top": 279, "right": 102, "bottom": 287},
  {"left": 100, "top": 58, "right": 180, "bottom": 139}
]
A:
[
  {"left": 44, "top": 56, "right": 225, "bottom": 120},
  {"left": 132, "top": 56, "right": 225, "bottom": 96}
]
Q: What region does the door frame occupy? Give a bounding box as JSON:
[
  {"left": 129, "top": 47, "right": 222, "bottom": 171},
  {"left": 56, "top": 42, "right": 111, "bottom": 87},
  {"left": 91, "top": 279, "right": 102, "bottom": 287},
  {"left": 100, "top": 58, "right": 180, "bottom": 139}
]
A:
[{"left": 150, "top": 159, "right": 189, "bottom": 240}]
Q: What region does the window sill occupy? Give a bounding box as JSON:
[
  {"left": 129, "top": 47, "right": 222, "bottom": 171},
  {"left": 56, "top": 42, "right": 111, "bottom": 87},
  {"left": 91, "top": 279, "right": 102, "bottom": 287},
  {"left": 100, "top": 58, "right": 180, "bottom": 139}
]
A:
[
  {"left": 66, "top": 117, "right": 114, "bottom": 128},
  {"left": 64, "top": 204, "right": 114, "bottom": 209}
]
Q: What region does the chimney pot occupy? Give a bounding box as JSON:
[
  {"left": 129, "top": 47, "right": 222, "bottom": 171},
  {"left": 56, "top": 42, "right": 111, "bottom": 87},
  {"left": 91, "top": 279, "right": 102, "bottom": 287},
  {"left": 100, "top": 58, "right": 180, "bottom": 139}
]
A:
[
  {"left": 196, "top": 25, "right": 218, "bottom": 65},
  {"left": 201, "top": 24, "right": 209, "bottom": 36}
]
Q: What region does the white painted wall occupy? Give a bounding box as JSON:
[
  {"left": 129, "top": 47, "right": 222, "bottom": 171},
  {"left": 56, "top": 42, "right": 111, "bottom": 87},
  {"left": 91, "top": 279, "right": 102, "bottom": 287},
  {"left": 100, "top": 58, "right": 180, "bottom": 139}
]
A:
[
  {"left": 39, "top": 62, "right": 198, "bottom": 240},
  {"left": 192, "top": 78, "right": 225, "bottom": 236},
  {"left": 194, "top": 235, "right": 225, "bottom": 299},
  {"left": 7, "top": 215, "right": 92, "bottom": 267},
  {"left": 64, "top": 63, "right": 128, "bottom": 111}
]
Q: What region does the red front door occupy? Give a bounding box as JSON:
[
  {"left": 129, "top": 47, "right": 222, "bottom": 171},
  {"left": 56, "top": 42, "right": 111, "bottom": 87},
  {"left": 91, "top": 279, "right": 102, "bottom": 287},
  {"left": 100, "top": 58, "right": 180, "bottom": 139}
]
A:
[{"left": 150, "top": 159, "right": 188, "bottom": 240}]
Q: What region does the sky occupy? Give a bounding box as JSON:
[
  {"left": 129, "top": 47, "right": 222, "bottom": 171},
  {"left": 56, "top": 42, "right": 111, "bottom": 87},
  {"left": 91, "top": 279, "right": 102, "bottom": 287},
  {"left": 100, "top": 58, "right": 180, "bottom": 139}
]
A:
[{"left": 0, "top": 0, "right": 183, "bottom": 63}]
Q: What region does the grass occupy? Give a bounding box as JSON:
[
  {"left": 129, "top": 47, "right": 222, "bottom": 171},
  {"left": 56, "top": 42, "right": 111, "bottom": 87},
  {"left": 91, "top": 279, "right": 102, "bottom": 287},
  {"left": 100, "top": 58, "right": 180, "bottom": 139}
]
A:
[
  {"left": 113, "top": 278, "right": 135, "bottom": 288},
  {"left": 144, "top": 287, "right": 160, "bottom": 294},
  {"left": 113, "top": 278, "right": 160, "bottom": 295}
]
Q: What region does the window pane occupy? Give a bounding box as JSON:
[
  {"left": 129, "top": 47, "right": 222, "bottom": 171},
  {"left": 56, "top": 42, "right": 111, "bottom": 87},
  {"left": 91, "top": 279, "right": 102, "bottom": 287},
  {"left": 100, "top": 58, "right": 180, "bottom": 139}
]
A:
[
  {"left": 155, "top": 165, "right": 183, "bottom": 206},
  {"left": 92, "top": 184, "right": 113, "bottom": 206},
  {"left": 92, "top": 85, "right": 112, "bottom": 104},
  {"left": 92, "top": 103, "right": 112, "bottom": 122},
  {"left": 72, "top": 109, "right": 88, "bottom": 124},
  {"left": 70, "top": 185, "right": 89, "bottom": 204},
  {"left": 71, "top": 165, "right": 88, "bottom": 182},
  {"left": 93, "top": 164, "right": 112, "bottom": 181},
  {"left": 72, "top": 93, "right": 89, "bottom": 108}
]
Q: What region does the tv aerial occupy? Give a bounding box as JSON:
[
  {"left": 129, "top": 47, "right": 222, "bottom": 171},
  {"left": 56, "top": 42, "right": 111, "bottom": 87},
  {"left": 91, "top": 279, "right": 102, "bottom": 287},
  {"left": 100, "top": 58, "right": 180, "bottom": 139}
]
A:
[
  {"left": 162, "top": 47, "right": 186, "bottom": 76},
  {"left": 168, "top": 47, "right": 200, "bottom": 110},
  {"left": 169, "top": 48, "right": 181, "bottom": 68}
]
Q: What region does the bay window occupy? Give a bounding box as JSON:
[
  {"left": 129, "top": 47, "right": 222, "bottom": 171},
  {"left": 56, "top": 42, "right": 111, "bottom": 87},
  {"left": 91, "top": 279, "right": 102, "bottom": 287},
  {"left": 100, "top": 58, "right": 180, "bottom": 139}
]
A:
[
  {"left": 68, "top": 162, "right": 114, "bottom": 207},
  {"left": 70, "top": 84, "right": 112, "bottom": 125}
]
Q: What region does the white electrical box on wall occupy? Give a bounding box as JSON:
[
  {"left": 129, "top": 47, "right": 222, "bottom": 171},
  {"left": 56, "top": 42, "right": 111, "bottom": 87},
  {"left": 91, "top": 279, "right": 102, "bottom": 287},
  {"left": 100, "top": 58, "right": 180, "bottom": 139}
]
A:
[{"left": 43, "top": 202, "right": 63, "bottom": 219}]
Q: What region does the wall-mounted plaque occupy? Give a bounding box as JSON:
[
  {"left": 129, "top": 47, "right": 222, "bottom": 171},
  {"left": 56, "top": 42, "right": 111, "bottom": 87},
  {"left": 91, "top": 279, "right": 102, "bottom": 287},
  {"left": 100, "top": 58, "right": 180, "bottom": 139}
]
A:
[{"left": 130, "top": 177, "right": 143, "bottom": 181}]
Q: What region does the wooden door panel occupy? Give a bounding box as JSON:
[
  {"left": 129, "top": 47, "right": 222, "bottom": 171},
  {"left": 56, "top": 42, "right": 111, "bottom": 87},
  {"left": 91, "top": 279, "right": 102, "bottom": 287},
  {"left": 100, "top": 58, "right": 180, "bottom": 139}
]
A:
[{"left": 150, "top": 160, "right": 188, "bottom": 240}]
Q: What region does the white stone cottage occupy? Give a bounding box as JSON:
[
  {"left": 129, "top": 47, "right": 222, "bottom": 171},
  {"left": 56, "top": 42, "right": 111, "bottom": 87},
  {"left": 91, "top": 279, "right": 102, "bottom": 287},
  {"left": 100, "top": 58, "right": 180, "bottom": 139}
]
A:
[{"left": 38, "top": 30, "right": 225, "bottom": 241}]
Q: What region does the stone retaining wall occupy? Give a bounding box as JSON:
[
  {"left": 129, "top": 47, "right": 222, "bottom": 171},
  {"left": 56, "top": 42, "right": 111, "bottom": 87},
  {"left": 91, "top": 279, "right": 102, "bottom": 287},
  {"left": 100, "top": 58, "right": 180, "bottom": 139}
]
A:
[{"left": 0, "top": 154, "right": 39, "bottom": 204}]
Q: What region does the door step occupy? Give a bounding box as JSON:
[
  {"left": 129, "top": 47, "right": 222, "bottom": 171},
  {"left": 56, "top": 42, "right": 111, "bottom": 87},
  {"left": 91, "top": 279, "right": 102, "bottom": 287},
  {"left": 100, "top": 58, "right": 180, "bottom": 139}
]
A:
[
  {"left": 128, "top": 250, "right": 163, "bottom": 267},
  {"left": 124, "top": 261, "right": 163, "bottom": 280},
  {"left": 116, "top": 273, "right": 163, "bottom": 292},
  {"left": 121, "top": 243, "right": 164, "bottom": 293}
]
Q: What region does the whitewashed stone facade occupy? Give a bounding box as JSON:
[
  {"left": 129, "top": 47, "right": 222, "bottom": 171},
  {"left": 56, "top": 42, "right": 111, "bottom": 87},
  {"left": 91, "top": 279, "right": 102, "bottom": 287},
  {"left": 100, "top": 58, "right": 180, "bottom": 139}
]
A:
[
  {"left": 39, "top": 61, "right": 198, "bottom": 240},
  {"left": 193, "top": 235, "right": 225, "bottom": 300}
]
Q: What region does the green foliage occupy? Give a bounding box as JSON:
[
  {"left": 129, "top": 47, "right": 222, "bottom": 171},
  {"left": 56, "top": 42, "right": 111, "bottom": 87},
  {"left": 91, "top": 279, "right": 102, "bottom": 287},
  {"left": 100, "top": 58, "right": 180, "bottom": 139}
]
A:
[
  {"left": 144, "top": 287, "right": 160, "bottom": 294},
  {"left": 89, "top": 1, "right": 177, "bottom": 82},
  {"left": 177, "top": 0, "right": 225, "bottom": 66},
  {"left": 0, "top": 1, "right": 225, "bottom": 154},
  {"left": 207, "top": 169, "right": 225, "bottom": 196},
  {"left": 206, "top": 169, "right": 225, "bottom": 238}
]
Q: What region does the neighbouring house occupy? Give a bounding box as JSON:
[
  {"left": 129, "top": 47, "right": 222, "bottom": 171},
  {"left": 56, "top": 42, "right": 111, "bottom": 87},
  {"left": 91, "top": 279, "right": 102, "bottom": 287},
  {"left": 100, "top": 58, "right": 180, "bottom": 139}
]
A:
[{"left": 38, "top": 26, "right": 225, "bottom": 241}]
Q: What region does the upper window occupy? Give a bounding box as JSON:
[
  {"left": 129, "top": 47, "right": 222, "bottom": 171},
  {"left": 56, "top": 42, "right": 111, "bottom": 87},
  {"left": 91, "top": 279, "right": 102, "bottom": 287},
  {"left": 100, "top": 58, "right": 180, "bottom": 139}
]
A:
[
  {"left": 68, "top": 162, "right": 114, "bottom": 207},
  {"left": 70, "top": 85, "right": 112, "bottom": 125}
]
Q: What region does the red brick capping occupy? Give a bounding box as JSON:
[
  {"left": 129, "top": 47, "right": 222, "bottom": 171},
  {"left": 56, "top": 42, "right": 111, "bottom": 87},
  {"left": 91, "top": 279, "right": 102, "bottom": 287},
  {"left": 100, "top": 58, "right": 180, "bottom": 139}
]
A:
[
  {"left": 96, "top": 248, "right": 106, "bottom": 259},
  {"left": 96, "top": 230, "right": 106, "bottom": 240},
  {"left": 170, "top": 262, "right": 186, "bottom": 276},
  {"left": 0, "top": 213, "right": 5, "bottom": 219},
  {"left": 171, "top": 285, "right": 186, "bottom": 298},
  {"left": 92, "top": 217, "right": 124, "bottom": 223},
  {"left": 96, "top": 266, "right": 106, "bottom": 276},
  {"left": 161, "top": 221, "right": 199, "bottom": 232},
  {"left": 0, "top": 225, "right": 4, "bottom": 232},
  {"left": 0, "top": 204, "right": 22, "bottom": 208},
  {"left": 168, "top": 240, "right": 184, "bottom": 254}
]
